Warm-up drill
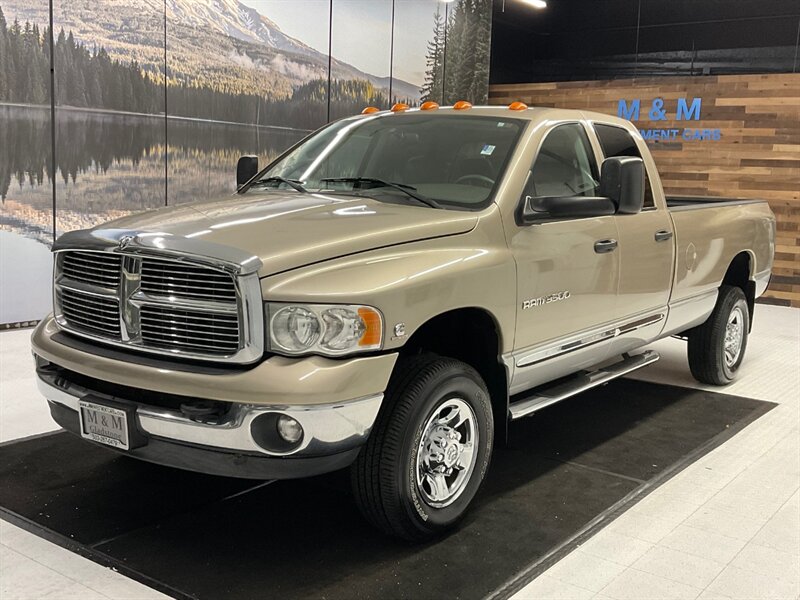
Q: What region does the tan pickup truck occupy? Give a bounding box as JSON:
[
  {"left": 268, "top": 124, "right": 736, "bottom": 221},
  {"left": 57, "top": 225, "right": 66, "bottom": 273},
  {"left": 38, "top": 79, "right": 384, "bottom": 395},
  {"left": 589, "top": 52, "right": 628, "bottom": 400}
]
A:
[{"left": 32, "top": 105, "right": 775, "bottom": 540}]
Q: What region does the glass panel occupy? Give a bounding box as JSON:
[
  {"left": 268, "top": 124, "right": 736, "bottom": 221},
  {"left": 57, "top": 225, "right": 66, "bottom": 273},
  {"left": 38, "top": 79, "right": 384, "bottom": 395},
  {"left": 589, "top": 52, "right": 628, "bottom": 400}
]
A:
[
  {"left": 0, "top": 2, "right": 55, "bottom": 323},
  {"left": 411, "top": 0, "right": 494, "bottom": 105},
  {"left": 442, "top": 0, "right": 493, "bottom": 104},
  {"left": 530, "top": 124, "right": 599, "bottom": 198},
  {"left": 393, "top": 0, "right": 439, "bottom": 104},
  {"left": 261, "top": 113, "right": 524, "bottom": 209},
  {"left": 329, "top": 0, "right": 392, "bottom": 121},
  {"left": 52, "top": 0, "right": 167, "bottom": 235},
  {"left": 165, "top": 0, "right": 324, "bottom": 205}
]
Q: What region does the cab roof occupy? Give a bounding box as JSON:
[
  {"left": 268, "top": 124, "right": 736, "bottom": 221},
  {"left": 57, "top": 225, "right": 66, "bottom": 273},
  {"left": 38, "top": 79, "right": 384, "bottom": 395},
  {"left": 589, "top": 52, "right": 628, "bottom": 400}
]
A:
[{"left": 357, "top": 105, "right": 632, "bottom": 129}]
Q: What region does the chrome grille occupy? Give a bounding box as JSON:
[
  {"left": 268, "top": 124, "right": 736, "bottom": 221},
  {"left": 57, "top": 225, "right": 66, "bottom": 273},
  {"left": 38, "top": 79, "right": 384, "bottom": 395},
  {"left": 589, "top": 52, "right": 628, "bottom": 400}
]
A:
[
  {"left": 57, "top": 288, "right": 121, "bottom": 337},
  {"left": 140, "top": 257, "right": 237, "bottom": 302},
  {"left": 54, "top": 248, "right": 262, "bottom": 363},
  {"left": 140, "top": 306, "right": 240, "bottom": 355}
]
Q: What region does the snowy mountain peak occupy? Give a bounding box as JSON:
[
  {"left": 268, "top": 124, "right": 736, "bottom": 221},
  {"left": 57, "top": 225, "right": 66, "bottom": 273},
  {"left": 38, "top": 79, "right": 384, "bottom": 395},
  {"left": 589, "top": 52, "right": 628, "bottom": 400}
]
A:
[{"left": 166, "top": 0, "right": 316, "bottom": 57}]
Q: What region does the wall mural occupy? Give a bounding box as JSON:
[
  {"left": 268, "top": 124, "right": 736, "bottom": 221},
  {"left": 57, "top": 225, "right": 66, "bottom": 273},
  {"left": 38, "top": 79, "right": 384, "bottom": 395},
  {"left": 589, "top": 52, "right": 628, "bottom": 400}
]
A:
[{"left": 0, "top": 0, "right": 494, "bottom": 325}]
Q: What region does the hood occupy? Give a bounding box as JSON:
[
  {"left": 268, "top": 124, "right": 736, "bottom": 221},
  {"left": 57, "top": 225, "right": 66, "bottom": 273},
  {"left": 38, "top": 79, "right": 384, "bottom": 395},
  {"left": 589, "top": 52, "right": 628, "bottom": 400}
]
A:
[{"left": 98, "top": 192, "right": 479, "bottom": 277}]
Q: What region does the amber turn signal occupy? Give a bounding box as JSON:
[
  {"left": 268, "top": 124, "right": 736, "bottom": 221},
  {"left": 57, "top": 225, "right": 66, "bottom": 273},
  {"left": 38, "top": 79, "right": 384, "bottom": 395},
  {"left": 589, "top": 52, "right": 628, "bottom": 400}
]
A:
[
  {"left": 453, "top": 100, "right": 473, "bottom": 110},
  {"left": 357, "top": 307, "right": 383, "bottom": 347},
  {"left": 361, "top": 106, "right": 380, "bottom": 114},
  {"left": 508, "top": 101, "right": 528, "bottom": 111},
  {"left": 391, "top": 102, "right": 410, "bottom": 112},
  {"left": 420, "top": 101, "right": 440, "bottom": 111}
]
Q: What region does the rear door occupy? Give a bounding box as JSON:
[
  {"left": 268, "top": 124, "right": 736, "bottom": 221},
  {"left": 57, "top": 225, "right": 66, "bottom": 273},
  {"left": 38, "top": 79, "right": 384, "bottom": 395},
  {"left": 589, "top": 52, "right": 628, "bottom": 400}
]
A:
[
  {"left": 507, "top": 122, "right": 620, "bottom": 393},
  {"left": 592, "top": 123, "right": 674, "bottom": 347}
]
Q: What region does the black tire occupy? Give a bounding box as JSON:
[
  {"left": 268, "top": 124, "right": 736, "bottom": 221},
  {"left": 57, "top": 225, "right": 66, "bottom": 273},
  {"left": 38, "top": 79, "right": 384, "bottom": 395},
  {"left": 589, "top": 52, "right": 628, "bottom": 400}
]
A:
[
  {"left": 351, "top": 353, "right": 494, "bottom": 541},
  {"left": 688, "top": 285, "right": 749, "bottom": 386}
]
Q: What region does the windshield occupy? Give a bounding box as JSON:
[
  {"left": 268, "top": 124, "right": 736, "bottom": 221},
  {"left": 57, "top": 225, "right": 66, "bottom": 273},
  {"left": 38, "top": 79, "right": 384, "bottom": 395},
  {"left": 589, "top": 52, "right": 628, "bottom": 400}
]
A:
[{"left": 256, "top": 113, "right": 525, "bottom": 210}]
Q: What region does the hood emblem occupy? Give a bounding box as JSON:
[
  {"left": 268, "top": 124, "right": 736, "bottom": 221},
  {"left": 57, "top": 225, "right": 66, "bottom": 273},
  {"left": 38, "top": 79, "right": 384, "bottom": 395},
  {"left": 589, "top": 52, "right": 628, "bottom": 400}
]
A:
[{"left": 118, "top": 235, "right": 135, "bottom": 250}]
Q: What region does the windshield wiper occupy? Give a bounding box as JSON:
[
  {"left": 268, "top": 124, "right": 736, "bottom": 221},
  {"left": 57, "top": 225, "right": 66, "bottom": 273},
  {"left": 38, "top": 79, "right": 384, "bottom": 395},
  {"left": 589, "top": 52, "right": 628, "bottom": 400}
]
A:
[
  {"left": 319, "top": 177, "right": 441, "bottom": 209},
  {"left": 254, "top": 176, "right": 309, "bottom": 194}
]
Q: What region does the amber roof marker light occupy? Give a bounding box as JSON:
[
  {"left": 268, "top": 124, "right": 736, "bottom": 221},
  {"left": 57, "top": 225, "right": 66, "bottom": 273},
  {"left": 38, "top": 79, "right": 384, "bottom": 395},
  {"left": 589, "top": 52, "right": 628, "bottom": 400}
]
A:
[
  {"left": 391, "top": 102, "right": 410, "bottom": 112},
  {"left": 420, "top": 101, "right": 440, "bottom": 111},
  {"left": 361, "top": 106, "right": 381, "bottom": 114},
  {"left": 508, "top": 101, "right": 528, "bottom": 111},
  {"left": 453, "top": 100, "right": 473, "bottom": 110}
]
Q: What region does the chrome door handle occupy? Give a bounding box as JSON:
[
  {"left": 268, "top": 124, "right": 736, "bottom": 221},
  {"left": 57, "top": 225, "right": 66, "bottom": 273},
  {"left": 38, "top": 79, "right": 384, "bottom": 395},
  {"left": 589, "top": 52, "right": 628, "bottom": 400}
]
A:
[
  {"left": 654, "top": 230, "right": 673, "bottom": 242},
  {"left": 594, "top": 239, "right": 618, "bottom": 254}
]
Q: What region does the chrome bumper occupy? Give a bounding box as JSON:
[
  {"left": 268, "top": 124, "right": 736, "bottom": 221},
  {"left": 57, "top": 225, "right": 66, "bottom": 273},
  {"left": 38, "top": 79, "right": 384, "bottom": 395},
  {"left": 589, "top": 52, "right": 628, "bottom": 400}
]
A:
[{"left": 37, "top": 374, "right": 383, "bottom": 459}]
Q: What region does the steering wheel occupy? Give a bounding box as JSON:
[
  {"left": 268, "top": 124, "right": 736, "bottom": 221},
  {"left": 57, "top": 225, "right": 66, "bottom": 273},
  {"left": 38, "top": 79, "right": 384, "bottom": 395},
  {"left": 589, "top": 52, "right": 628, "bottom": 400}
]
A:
[{"left": 455, "top": 174, "right": 495, "bottom": 188}]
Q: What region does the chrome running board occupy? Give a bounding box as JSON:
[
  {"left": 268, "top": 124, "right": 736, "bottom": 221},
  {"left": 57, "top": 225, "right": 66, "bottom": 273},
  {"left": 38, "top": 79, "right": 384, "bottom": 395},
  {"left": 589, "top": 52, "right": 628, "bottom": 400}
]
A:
[{"left": 508, "top": 350, "right": 660, "bottom": 420}]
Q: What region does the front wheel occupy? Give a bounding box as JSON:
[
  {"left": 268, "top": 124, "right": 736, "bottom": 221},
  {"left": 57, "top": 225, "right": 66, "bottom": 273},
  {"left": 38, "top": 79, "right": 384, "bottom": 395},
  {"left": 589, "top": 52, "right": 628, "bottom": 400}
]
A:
[
  {"left": 351, "top": 354, "right": 494, "bottom": 541},
  {"left": 688, "top": 285, "right": 749, "bottom": 385}
]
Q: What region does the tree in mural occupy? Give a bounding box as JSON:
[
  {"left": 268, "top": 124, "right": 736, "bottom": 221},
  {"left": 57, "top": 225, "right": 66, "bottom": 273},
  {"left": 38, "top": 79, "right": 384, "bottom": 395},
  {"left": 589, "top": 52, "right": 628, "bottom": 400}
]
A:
[
  {"left": 420, "top": 6, "right": 446, "bottom": 104},
  {"left": 421, "top": 0, "right": 492, "bottom": 105},
  {"left": 0, "top": 9, "right": 50, "bottom": 105}
]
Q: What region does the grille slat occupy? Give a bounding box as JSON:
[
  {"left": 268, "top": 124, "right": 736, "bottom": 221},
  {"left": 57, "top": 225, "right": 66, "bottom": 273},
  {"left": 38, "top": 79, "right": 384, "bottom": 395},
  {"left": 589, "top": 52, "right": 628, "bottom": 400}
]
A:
[
  {"left": 140, "top": 316, "right": 239, "bottom": 331},
  {"left": 58, "top": 289, "right": 121, "bottom": 337},
  {"left": 61, "top": 251, "right": 122, "bottom": 288},
  {"left": 57, "top": 250, "right": 244, "bottom": 359},
  {"left": 59, "top": 300, "right": 121, "bottom": 322},
  {"left": 59, "top": 292, "right": 121, "bottom": 314},
  {"left": 142, "top": 266, "right": 231, "bottom": 279},
  {"left": 140, "top": 323, "right": 240, "bottom": 339},
  {"left": 140, "top": 336, "right": 240, "bottom": 353},
  {"left": 62, "top": 264, "right": 120, "bottom": 279},
  {"left": 140, "top": 312, "right": 241, "bottom": 326},
  {"left": 140, "top": 305, "right": 240, "bottom": 355},
  {"left": 139, "top": 286, "right": 237, "bottom": 301},
  {"left": 141, "top": 259, "right": 237, "bottom": 303}
]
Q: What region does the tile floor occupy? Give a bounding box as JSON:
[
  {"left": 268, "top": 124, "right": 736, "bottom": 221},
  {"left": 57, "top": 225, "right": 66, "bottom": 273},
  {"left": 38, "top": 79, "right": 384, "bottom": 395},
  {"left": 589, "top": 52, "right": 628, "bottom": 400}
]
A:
[{"left": 0, "top": 305, "right": 798, "bottom": 600}]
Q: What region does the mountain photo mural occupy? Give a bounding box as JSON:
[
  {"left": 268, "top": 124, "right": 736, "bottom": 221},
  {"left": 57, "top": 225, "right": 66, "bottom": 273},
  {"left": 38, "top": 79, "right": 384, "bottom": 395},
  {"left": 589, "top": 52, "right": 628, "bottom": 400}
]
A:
[{"left": 0, "top": 0, "right": 494, "bottom": 324}]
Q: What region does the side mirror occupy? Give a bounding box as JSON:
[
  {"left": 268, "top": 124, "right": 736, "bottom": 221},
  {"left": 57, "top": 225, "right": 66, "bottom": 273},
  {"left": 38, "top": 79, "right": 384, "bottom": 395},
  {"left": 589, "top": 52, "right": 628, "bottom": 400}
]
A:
[
  {"left": 237, "top": 155, "right": 259, "bottom": 188},
  {"left": 599, "top": 156, "right": 644, "bottom": 214},
  {"left": 520, "top": 195, "right": 616, "bottom": 223}
]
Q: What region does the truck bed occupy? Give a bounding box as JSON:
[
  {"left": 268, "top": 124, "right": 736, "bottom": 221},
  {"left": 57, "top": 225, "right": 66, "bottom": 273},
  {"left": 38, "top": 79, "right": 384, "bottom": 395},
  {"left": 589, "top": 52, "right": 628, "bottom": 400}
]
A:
[{"left": 666, "top": 196, "right": 766, "bottom": 211}]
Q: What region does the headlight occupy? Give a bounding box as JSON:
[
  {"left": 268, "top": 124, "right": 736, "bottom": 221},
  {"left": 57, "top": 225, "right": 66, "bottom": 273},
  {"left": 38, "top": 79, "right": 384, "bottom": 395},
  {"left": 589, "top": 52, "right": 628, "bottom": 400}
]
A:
[{"left": 267, "top": 303, "right": 383, "bottom": 356}]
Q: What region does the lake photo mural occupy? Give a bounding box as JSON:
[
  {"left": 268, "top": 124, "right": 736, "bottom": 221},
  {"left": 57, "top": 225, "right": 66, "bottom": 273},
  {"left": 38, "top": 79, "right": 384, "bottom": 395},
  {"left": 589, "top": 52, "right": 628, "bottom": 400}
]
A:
[{"left": 0, "top": 0, "right": 494, "bottom": 324}]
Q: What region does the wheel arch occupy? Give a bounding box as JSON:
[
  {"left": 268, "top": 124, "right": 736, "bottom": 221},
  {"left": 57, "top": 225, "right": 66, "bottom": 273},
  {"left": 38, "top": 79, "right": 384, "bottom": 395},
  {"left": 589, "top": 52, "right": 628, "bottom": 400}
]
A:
[
  {"left": 398, "top": 307, "right": 509, "bottom": 441},
  {"left": 722, "top": 251, "right": 756, "bottom": 330}
]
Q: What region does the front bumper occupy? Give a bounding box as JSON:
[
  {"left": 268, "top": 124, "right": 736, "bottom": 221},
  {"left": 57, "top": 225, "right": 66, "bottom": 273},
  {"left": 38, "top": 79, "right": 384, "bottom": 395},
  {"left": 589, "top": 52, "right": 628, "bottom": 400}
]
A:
[
  {"left": 32, "top": 316, "right": 398, "bottom": 479},
  {"left": 37, "top": 364, "right": 383, "bottom": 479}
]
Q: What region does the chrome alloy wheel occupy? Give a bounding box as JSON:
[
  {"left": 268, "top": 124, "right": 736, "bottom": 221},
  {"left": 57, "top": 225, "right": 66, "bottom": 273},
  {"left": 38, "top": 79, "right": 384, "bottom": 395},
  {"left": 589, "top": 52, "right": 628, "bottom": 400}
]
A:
[
  {"left": 415, "top": 398, "right": 478, "bottom": 508},
  {"left": 724, "top": 306, "right": 745, "bottom": 368}
]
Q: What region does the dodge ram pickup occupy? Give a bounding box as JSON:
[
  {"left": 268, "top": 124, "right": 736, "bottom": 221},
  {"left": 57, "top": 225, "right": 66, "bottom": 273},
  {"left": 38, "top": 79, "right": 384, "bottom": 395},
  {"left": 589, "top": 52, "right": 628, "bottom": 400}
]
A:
[{"left": 32, "top": 103, "right": 775, "bottom": 540}]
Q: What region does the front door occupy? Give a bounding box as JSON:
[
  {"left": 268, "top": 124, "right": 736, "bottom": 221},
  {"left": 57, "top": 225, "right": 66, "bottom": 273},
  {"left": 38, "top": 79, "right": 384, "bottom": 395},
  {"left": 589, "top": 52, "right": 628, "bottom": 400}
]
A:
[
  {"left": 591, "top": 122, "right": 674, "bottom": 353},
  {"left": 508, "top": 123, "right": 620, "bottom": 393}
]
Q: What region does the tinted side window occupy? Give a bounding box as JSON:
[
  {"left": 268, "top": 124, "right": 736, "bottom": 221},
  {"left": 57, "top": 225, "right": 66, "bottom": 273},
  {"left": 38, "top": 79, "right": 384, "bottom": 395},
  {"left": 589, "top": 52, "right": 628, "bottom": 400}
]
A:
[
  {"left": 529, "top": 124, "right": 599, "bottom": 199},
  {"left": 594, "top": 123, "right": 655, "bottom": 209}
]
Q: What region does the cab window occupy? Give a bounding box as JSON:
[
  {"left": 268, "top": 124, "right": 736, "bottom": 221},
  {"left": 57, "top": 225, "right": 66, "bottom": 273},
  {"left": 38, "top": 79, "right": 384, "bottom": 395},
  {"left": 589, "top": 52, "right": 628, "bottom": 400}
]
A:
[
  {"left": 527, "top": 123, "right": 599, "bottom": 199},
  {"left": 594, "top": 123, "right": 656, "bottom": 209}
]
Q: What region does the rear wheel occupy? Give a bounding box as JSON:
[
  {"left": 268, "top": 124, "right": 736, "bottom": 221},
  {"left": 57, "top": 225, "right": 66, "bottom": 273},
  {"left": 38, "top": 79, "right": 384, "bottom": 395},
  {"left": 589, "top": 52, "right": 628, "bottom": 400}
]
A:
[
  {"left": 688, "top": 285, "right": 749, "bottom": 385},
  {"left": 351, "top": 354, "right": 493, "bottom": 541}
]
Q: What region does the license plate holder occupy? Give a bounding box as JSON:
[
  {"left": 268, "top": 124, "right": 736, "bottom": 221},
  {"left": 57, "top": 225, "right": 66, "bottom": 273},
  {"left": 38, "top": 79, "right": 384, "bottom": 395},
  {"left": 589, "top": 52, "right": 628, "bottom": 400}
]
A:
[{"left": 78, "top": 399, "right": 131, "bottom": 450}]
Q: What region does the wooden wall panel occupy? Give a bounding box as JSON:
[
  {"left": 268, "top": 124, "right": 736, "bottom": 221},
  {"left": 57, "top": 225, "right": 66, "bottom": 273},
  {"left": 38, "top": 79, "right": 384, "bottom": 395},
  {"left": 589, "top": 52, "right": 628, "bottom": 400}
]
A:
[{"left": 489, "top": 74, "right": 800, "bottom": 307}]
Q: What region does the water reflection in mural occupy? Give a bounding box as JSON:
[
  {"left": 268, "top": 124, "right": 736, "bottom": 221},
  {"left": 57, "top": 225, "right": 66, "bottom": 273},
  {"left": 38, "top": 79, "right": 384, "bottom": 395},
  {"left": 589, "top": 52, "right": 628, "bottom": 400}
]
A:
[
  {"left": 1, "top": 105, "right": 304, "bottom": 236},
  {"left": 0, "top": 104, "right": 303, "bottom": 322}
]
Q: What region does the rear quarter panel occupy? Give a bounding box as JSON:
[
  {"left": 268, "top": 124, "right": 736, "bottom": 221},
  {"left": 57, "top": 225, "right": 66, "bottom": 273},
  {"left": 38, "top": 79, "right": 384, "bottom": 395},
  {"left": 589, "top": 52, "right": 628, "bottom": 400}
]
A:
[{"left": 669, "top": 201, "right": 775, "bottom": 302}]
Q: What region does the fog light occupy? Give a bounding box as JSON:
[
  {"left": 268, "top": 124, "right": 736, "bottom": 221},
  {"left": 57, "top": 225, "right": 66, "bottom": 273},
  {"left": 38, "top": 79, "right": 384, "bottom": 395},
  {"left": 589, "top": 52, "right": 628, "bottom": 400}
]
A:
[{"left": 276, "top": 415, "right": 303, "bottom": 444}]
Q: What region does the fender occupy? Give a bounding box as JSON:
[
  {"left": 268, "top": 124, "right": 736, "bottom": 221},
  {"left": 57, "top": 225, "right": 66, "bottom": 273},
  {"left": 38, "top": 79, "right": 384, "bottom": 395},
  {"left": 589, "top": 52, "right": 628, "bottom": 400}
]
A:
[{"left": 260, "top": 209, "right": 517, "bottom": 355}]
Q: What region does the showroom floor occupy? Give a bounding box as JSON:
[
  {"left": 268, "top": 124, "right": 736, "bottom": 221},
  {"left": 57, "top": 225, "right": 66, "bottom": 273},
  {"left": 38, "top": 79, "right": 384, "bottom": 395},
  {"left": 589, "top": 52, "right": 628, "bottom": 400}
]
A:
[{"left": 0, "top": 305, "right": 798, "bottom": 600}]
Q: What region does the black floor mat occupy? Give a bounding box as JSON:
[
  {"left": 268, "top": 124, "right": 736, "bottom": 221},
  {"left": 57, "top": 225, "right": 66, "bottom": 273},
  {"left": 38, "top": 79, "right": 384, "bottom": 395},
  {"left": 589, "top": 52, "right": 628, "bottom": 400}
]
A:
[{"left": 0, "top": 379, "right": 773, "bottom": 600}]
